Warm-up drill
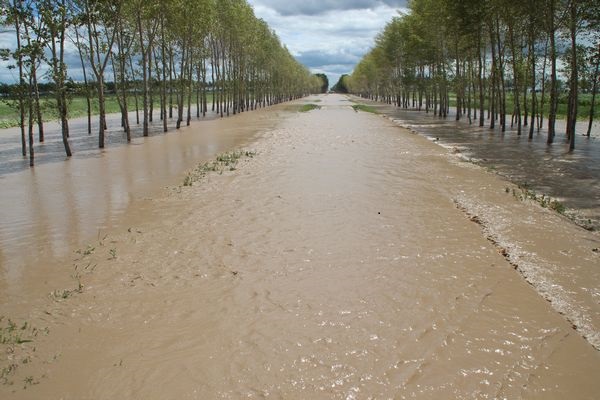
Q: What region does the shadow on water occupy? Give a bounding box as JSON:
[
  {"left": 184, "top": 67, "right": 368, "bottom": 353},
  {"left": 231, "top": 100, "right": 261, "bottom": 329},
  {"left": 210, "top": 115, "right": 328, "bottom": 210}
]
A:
[{"left": 366, "top": 101, "right": 600, "bottom": 230}]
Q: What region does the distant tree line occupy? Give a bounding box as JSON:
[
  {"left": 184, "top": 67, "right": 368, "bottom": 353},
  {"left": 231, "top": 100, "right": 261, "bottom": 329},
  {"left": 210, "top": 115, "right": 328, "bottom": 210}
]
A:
[
  {"left": 1, "top": 0, "right": 321, "bottom": 166},
  {"left": 331, "top": 74, "right": 349, "bottom": 93},
  {"left": 348, "top": 0, "right": 599, "bottom": 150},
  {"left": 314, "top": 73, "right": 329, "bottom": 93}
]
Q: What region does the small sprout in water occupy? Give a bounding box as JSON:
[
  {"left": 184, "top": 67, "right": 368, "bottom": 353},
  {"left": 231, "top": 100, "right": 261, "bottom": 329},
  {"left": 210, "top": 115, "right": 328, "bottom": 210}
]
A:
[
  {"left": 109, "top": 248, "right": 117, "bottom": 260},
  {"left": 76, "top": 245, "right": 95, "bottom": 256}
]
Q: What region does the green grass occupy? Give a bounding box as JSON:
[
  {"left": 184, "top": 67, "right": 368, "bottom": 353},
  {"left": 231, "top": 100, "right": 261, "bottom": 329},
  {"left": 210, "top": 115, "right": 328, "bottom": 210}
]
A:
[
  {"left": 449, "top": 93, "right": 596, "bottom": 121},
  {"left": 0, "top": 93, "right": 216, "bottom": 129},
  {"left": 352, "top": 104, "right": 377, "bottom": 113},
  {"left": 183, "top": 150, "right": 256, "bottom": 186},
  {"left": 1, "top": 316, "right": 49, "bottom": 387},
  {"left": 299, "top": 104, "right": 321, "bottom": 112}
]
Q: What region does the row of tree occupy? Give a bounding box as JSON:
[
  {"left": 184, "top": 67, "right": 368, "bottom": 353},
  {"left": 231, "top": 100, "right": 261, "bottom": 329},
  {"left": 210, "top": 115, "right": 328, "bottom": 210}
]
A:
[
  {"left": 347, "top": 0, "right": 599, "bottom": 150},
  {"left": 1, "top": 0, "right": 321, "bottom": 166}
]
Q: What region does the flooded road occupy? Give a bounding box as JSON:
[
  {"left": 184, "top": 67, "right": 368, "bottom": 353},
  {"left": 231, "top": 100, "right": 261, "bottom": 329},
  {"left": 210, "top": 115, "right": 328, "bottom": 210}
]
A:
[
  {"left": 356, "top": 99, "right": 600, "bottom": 231},
  {"left": 1, "top": 95, "right": 599, "bottom": 399}
]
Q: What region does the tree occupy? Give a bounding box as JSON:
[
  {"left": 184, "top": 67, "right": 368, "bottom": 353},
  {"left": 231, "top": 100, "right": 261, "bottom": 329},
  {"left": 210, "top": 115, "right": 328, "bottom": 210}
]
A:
[
  {"left": 40, "top": 0, "right": 72, "bottom": 156},
  {"left": 314, "top": 73, "right": 328, "bottom": 93},
  {"left": 331, "top": 74, "right": 349, "bottom": 93}
]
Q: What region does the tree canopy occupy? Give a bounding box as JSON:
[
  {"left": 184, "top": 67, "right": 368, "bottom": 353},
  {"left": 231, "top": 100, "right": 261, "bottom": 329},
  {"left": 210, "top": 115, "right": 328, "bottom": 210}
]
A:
[{"left": 314, "top": 73, "right": 329, "bottom": 93}]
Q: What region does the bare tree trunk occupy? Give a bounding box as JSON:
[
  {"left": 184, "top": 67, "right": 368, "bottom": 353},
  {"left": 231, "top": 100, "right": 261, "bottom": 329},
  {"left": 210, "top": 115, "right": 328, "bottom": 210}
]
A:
[
  {"left": 27, "top": 74, "right": 34, "bottom": 166},
  {"left": 548, "top": 0, "right": 558, "bottom": 144},
  {"left": 587, "top": 45, "right": 599, "bottom": 137},
  {"left": 529, "top": 28, "right": 537, "bottom": 140},
  {"left": 478, "top": 33, "right": 485, "bottom": 127},
  {"left": 509, "top": 23, "right": 522, "bottom": 134},
  {"left": 566, "top": 0, "right": 578, "bottom": 151},
  {"left": 539, "top": 38, "right": 548, "bottom": 132},
  {"left": 137, "top": 13, "right": 149, "bottom": 136},
  {"left": 160, "top": 10, "right": 168, "bottom": 133},
  {"left": 74, "top": 27, "right": 92, "bottom": 135},
  {"left": 12, "top": 0, "right": 26, "bottom": 156}
]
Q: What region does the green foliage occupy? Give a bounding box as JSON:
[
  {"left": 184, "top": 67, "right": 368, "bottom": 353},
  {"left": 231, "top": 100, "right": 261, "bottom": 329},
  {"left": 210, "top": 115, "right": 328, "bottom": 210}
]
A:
[
  {"left": 299, "top": 104, "right": 321, "bottom": 112},
  {"left": 346, "top": 0, "right": 599, "bottom": 133},
  {"left": 183, "top": 150, "right": 256, "bottom": 186},
  {"left": 331, "top": 74, "right": 350, "bottom": 93},
  {"left": 314, "top": 73, "right": 329, "bottom": 93},
  {"left": 0, "top": 316, "right": 48, "bottom": 386},
  {"left": 351, "top": 104, "right": 377, "bottom": 113}
]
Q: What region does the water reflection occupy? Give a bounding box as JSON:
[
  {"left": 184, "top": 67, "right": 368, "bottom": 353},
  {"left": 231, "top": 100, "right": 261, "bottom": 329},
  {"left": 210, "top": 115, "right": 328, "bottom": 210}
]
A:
[{"left": 0, "top": 109, "right": 282, "bottom": 293}]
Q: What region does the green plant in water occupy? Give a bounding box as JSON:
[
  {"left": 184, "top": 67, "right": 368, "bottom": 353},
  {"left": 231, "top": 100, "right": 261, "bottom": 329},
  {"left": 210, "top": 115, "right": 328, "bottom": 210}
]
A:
[
  {"left": 549, "top": 199, "right": 566, "bottom": 214},
  {"left": 299, "top": 104, "right": 321, "bottom": 112},
  {"left": 351, "top": 104, "right": 377, "bottom": 113},
  {"left": 182, "top": 150, "right": 257, "bottom": 186},
  {"left": 76, "top": 245, "right": 95, "bottom": 256}
]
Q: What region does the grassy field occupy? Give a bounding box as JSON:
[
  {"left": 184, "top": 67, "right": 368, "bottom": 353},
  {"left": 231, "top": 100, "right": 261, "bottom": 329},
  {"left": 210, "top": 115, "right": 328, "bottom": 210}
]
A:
[{"left": 0, "top": 93, "right": 215, "bottom": 129}]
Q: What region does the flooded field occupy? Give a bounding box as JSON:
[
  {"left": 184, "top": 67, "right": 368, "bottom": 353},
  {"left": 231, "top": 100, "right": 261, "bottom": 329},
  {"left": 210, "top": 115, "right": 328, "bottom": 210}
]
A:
[
  {"left": 0, "top": 106, "right": 287, "bottom": 301},
  {"left": 357, "top": 98, "right": 600, "bottom": 231},
  {"left": 1, "top": 95, "right": 599, "bottom": 399}
]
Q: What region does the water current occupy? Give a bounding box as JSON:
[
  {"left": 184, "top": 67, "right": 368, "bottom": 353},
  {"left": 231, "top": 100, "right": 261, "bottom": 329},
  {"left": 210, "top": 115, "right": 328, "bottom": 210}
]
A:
[
  {"left": 0, "top": 95, "right": 599, "bottom": 399},
  {"left": 360, "top": 99, "right": 600, "bottom": 230},
  {"left": 0, "top": 107, "right": 284, "bottom": 297}
]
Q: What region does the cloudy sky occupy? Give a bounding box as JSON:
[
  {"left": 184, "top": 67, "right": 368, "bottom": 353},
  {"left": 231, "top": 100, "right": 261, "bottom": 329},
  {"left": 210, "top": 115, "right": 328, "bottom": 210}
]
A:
[{"left": 247, "top": 0, "right": 408, "bottom": 86}]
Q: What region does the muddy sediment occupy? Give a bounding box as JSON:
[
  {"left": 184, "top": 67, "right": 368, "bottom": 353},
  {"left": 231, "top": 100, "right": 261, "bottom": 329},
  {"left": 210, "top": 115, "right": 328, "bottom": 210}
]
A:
[{"left": 1, "top": 94, "right": 599, "bottom": 399}]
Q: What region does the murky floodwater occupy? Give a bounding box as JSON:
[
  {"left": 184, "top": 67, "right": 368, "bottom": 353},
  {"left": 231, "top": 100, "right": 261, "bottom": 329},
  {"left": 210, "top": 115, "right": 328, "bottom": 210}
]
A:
[
  {"left": 0, "top": 106, "right": 287, "bottom": 300},
  {"left": 357, "top": 99, "right": 600, "bottom": 230},
  {"left": 1, "top": 94, "right": 598, "bottom": 399}
]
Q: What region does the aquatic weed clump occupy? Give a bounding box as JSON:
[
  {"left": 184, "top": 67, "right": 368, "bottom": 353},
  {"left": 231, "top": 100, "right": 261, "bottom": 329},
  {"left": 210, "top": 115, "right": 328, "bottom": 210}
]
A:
[
  {"left": 299, "top": 104, "right": 321, "bottom": 112},
  {"left": 510, "top": 185, "right": 566, "bottom": 216},
  {"left": 0, "top": 316, "right": 49, "bottom": 387},
  {"left": 505, "top": 184, "right": 600, "bottom": 230},
  {"left": 351, "top": 104, "right": 377, "bottom": 113},
  {"left": 183, "top": 150, "right": 257, "bottom": 186}
]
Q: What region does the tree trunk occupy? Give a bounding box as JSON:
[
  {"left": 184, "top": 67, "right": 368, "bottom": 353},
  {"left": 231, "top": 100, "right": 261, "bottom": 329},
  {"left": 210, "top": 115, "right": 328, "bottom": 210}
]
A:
[
  {"left": 587, "top": 46, "right": 599, "bottom": 137},
  {"left": 548, "top": 0, "right": 558, "bottom": 144},
  {"left": 12, "top": 0, "right": 26, "bottom": 157},
  {"left": 509, "top": 23, "right": 522, "bottom": 135},
  {"left": 74, "top": 28, "right": 92, "bottom": 135},
  {"left": 566, "top": 0, "right": 577, "bottom": 151},
  {"left": 478, "top": 33, "right": 485, "bottom": 127},
  {"left": 137, "top": 13, "right": 149, "bottom": 136}
]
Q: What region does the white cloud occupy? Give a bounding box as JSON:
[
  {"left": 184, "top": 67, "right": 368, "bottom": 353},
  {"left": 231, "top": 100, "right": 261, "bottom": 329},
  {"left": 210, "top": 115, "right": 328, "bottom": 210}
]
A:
[{"left": 248, "top": 0, "right": 407, "bottom": 86}]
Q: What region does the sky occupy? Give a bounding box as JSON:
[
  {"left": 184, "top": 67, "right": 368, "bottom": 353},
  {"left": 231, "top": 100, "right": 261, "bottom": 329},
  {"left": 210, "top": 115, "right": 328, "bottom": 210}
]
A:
[{"left": 247, "top": 0, "right": 408, "bottom": 86}]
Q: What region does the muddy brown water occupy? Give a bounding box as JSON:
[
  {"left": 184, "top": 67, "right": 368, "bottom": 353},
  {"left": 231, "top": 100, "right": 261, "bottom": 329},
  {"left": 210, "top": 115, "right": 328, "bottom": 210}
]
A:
[
  {"left": 354, "top": 97, "right": 600, "bottom": 231},
  {"left": 0, "top": 106, "right": 288, "bottom": 302},
  {"left": 1, "top": 94, "right": 600, "bottom": 399}
]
